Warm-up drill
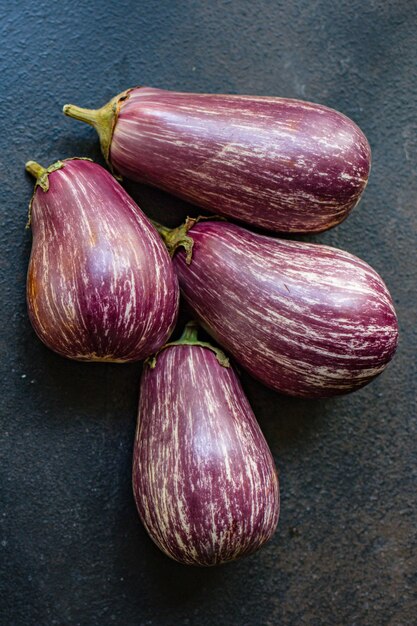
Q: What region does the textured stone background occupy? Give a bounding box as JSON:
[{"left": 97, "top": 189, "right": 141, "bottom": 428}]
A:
[{"left": 0, "top": 1, "right": 416, "bottom": 625}]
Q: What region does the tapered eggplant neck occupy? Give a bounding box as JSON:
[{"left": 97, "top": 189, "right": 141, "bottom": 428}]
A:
[
  {"left": 62, "top": 88, "right": 133, "bottom": 167},
  {"left": 25, "top": 159, "right": 63, "bottom": 228},
  {"left": 25, "top": 157, "right": 94, "bottom": 190},
  {"left": 25, "top": 157, "right": 92, "bottom": 227},
  {"left": 146, "top": 321, "right": 230, "bottom": 369}
]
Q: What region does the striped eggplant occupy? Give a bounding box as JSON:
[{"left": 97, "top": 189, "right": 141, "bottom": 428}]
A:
[
  {"left": 63, "top": 87, "right": 371, "bottom": 233},
  {"left": 25, "top": 158, "right": 179, "bottom": 362},
  {"left": 155, "top": 218, "right": 398, "bottom": 398},
  {"left": 133, "top": 322, "right": 279, "bottom": 566}
]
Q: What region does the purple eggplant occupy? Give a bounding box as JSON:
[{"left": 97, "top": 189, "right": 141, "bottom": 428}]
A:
[
  {"left": 133, "top": 322, "right": 279, "bottom": 566},
  {"left": 155, "top": 218, "right": 398, "bottom": 398},
  {"left": 25, "top": 158, "right": 179, "bottom": 362},
  {"left": 63, "top": 87, "right": 370, "bottom": 233}
]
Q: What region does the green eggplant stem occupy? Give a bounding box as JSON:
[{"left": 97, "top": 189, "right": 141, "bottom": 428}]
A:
[
  {"left": 62, "top": 104, "right": 99, "bottom": 126},
  {"left": 62, "top": 88, "right": 133, "bottom": 166},
  {"left": 146, "top": 320, "right": 230, "bottom": 369},
  {"left": 178, "top": 320, "right": 199, "bottom": 343},
  {"left": 25, "top": 160, "right": 47, "bottom": 180},
  {"left": 150, "top": 220, "right": 173, "bottom": 240},
  {"left": 150, "top": 217, "right": 199, "bottom": 264}
]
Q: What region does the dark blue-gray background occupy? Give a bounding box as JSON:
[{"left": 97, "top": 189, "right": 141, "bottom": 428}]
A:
[{"left": 1, "top": 1, "right": 416, "bottom": 625}]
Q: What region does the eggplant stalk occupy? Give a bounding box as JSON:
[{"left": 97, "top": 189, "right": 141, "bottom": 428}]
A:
[
  {"left": 146, "top": 320, "right": 230, "bottom": 369},
  {"left": 63, "top": 89, "right": 133, "bottom": 165}
]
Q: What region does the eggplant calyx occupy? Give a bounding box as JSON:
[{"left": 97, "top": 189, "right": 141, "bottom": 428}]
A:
[
  {"left": 62, "top": 88, "right": 134, "bottom": 172},
  {"left": 26, "top": 160, "right": 65, "bottom": 192},
  {"left": 151, "top": 216, "right": 198, "bottom": 264},
  {"left": 146, "top": 320, "right": 230, "bottom": 369},
  {"left": 25, "top": 157, "right": 93, "bottom": 228},
  {"left": 152, "top": 215, "right": 225, "bottom": 264}
]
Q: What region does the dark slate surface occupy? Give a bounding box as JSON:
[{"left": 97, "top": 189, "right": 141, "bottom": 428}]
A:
[{"left": 1, "top": 1, "right": 416, "bottom": 625}]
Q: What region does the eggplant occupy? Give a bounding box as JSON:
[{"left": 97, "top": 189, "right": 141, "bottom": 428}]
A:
[
  {"left": 133, "top": 322, "right": 279, "bottom": 566},
  {"left": 155, "top": 218, "right": 398, "bottom": 398},
  {"left": 63, "top": 87, "right": 371, "bottom": 233},
  {"left": 25, "top": 158, "right": 179, "bottom": 362}
]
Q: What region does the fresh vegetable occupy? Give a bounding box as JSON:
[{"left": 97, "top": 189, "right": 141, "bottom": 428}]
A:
[
  {"left": 63, "top": 87, "right": 371, "bottom": 233},
  {"left": 25, "top": 158, "right": 179, "bottom": 362},
  {"left": 155, "top": 218, "right": 398, "bottom": 397},
  {"left": 133, "top": 322, "right": 279, "bottom": 566}
]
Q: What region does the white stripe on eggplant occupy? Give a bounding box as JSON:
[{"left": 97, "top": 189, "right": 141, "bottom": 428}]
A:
[
  {"left": 63, "top": 87, "right": 371, "bottom": 233},
  {"left": 165, "top": 220, "right": 398, "bottom": 398},
  {"left": 26, "top": 158, "right": 179, "bottom": 362},
  {"left": 133, "top": 335, "right": 279, "bottom": 566}
]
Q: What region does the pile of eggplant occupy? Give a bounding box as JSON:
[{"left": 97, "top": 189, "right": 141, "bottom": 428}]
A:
[{"left": 25, "top": 87, "right": 398, "bottom": 566}]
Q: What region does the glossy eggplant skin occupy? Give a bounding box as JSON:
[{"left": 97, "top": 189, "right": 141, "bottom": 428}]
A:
[
  {"left": 109, "top": 88, "right": 371, "bottom": 233},
  {"left": 168, "top": 220, "right": 398, "bottom": 398},
  {"left": 27, "top": 159, "right": 179, "bottom": 362},
  {"left": 133, "top": 341, "right": 279, "bottom": 566}
]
